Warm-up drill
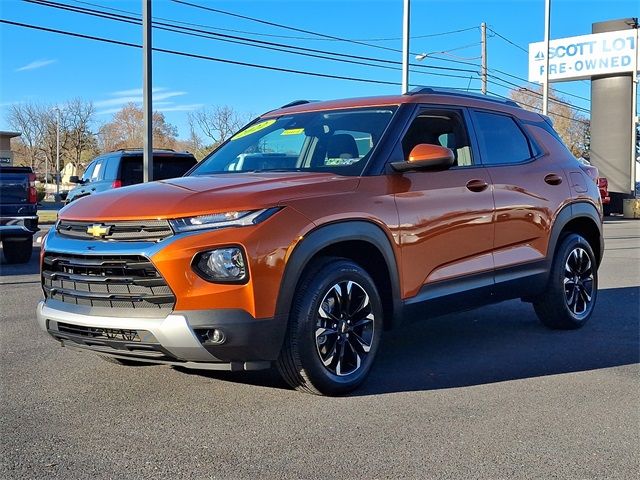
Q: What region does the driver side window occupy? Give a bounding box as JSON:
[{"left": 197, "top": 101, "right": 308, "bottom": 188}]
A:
[{"left": 401, "top": 109, "right": 474, "bottom": 167}]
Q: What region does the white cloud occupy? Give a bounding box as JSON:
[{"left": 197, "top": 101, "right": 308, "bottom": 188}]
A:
[
  {"left": 95, "top": 100, "right": 200, "bottom": 116},
  {"left": 16, "top": 59, "right": 57, "bottom": 72},
  {"left": 111, "top": 87, "right": 167, "bottom": 96},
  {"left": 156, "top": 103, "right": 204, "bottom": 112},
  {"left": 95, "top": 108, "right": 125, "bottom": 116},
  {"left": 94, "top": 90, "right": 187, "bottom": 108}
]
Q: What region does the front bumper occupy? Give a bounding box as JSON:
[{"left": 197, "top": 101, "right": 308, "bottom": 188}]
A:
[{"left": 37, "top": 300, "right": 284, "bottom": 370}]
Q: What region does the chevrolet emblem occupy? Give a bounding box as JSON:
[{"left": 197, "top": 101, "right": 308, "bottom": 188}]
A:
[{"left": 86, "top": 224, "right": 111, "bottom": 238}]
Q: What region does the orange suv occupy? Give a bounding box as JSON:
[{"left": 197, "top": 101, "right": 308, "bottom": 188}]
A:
[{"left": 37, "top": 88, "right": 603, "bottom": 395}]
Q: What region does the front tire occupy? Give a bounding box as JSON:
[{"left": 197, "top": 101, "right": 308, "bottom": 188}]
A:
[
  {"left": 533, "top": 233, "right": 598, "bottom": 329},
  {"left": 2, "top": 237, "right": 33, "bottom": 264},
  {"left": 277, "top": 258, "right": 383, "bottom": 395}
]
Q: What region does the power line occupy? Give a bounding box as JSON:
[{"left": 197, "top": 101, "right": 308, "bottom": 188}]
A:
[
  {"left": 489, "top": 67, "right": 591, "bottom": 104},
  {"left": 487, "top": 74, "right": 591, "bottom": 114},
  {"left": 486, "top": 25, "right": 592, "bottom": 89},
  {"left": 0, "top": 19, "right": 403, "bottom": 86},
  {"left": 488, "top": 90, "right": 589, "bottom": 126},
  {"left": 72, "top": 0, "right": 478, "bottom": 43},
  {"left": 171, "top": 0, "right": 478, "bottom": 60},
  {"left": 170, "top": 0, "right": 593, "bottom": 111},
  {"left": 171, "top": 0, "right": 404, "bottom": 56},
  {"left": 1, "top": 22, "right": 587, "bottom": 128},
  {"left": 22, "top": 0, "right": 594, "bottom": 115},
  {"left": 486, "top": 27, "right": 528, "bottom": 54},
  {"left": 27, "top": 0, "right": 480, "bottom": 81}
]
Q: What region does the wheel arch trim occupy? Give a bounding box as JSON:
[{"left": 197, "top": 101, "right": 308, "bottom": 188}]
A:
[
  {"left": 549, "top": 201, "right": 603, "bottom": 266},
  {"left": 274, "top": 220, "right": 402, "bottom": 327}
]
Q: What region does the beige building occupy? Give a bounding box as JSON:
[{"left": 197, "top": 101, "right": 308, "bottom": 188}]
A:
[{"left": 0, "top": 131, "right": 21, "bottom": 166}]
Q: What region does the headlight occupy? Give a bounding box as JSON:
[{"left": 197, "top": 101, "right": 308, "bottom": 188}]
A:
[
  {"left": 193, "top": 247, "right": 247, "bottom": 283},
  {"left": 169, "top": 208, "right": 279, "bottom": 233}
]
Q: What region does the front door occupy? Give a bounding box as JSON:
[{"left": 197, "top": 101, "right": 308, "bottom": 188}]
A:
[{"left": 393, "top": 107, "right": 495, "bottom": 304}]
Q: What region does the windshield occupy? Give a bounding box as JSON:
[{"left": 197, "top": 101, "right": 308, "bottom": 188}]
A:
[{"left": 191, "top": 107, "right": 397, "bottom": 176}]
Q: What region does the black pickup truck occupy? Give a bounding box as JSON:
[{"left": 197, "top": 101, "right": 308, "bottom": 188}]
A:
[{"left": 0, "top": 166, "right": 39, "bottom": 263}]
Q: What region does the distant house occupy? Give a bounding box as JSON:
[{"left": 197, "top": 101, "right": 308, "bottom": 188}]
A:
[
  {"left": 61, "top": 162, "right": 78, "bottom": 185},
  {"left": 0, "top": 131, "right": 21, "bottom": 166}
]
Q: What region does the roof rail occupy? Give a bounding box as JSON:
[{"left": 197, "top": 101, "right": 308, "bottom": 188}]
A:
[
  {"left": 279, "top": 100, "right": 316, "bottom": 109},
  {"left": 113, "top": 148, "right": 176, "bottom": 153},
  {"left": 407, "top": 87, "right": 520, "bottom": 108}
]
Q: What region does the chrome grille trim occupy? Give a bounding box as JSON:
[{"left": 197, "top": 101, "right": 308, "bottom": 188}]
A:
[{"left": 57, "top": 219, "right": 173, "bottom": 242}]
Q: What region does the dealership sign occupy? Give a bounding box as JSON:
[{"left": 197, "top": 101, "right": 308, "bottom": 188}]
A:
[{"left": 529, "top": 30, "right": 639, "bottom": 82}]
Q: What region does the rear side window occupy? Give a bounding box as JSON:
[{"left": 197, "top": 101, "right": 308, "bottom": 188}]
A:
[
  {"left": 472, "top": 111, "right": 532, "bottom": 165},
  {"left": 103, "top": 156, "right": 120, "bottom": 180},
  {"left": 120, "top": 157, "right": 143, "bottom": 186},
  {"left": 154, "top": 156, "right": 197, "bottom": 179},
  {"left": 119, "top": 156, "right": 197, "bottom": 186}
]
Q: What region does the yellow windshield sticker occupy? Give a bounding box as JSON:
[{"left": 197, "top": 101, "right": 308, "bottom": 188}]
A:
[
  {"left": 281, "top": 128, "right": 304, "bottom": 136},
  {"left": 231, "top": 119, "right": 276, "bottom": 141}
]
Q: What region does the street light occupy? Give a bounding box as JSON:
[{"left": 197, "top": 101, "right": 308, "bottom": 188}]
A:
[
  {"left": 47, "top": 107, "right": 62, "bottom": 202},
  {"left": 54, "top": 107, "right": 61, "bottom": 203}
]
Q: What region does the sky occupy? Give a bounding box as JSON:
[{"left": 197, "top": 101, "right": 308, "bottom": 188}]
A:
[{"left": 0, "top": 0, "right": 638, "bottom": 139}]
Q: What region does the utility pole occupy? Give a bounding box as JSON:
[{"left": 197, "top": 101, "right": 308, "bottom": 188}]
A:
[
  {"left": 631, "top": 22, "right": 638, "bottom": 194},
  {"left": 55, "top": 107, "right": 60, "bottom": 202},
  {"left": 142, "top": 0, "right": 153, "bottom": 182},
  {"left": 542, "top": 0, "right": 551, "bottom": 115},
  {"left": 481, "top": 22, "right": 487, "bottom": 95},
  {"left": 401, "top": 0, "right": 410, "bottom": 94}
]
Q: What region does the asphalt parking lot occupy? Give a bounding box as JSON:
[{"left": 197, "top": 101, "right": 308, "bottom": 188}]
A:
[{"left": 1, "top": 219, "right": 638, "bottom": 479}]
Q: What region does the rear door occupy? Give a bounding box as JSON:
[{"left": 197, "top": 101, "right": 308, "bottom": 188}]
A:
[
  {"left": 394, "top": 106, "right": 495, "bottom": 303},
  {"left": 469, "top": 109, "right": 572, "bottom": 279}
]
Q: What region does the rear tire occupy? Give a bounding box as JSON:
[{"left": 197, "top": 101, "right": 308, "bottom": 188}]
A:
[
  {"left": 533, "top": 233, "right": 598, "bottom": 329},
  {"left": 2, "top": 237, "right": 33, "bottom": 264},
  {"left": 277, "top": 258, "right": 383, "bottom": 395}
]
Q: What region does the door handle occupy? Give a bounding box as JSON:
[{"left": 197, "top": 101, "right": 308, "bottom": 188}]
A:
[
  {"left": 544, "top": 173, "right": 563, "bottom": 185},
  {"left": 466, "top": 179, "right": 489, "bottom": 192}
]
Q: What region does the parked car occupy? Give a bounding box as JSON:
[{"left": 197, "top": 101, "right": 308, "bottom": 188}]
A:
[
  {"left": 577, "top": 157, "right": 610, "bottom": 211},
  {"left": 65, "top": 149, "right": 197, "bottom": 204},
  {"left": 0, "top": 166, "right": 38, "bottom": 263},
  {"left": 37, "top": 89, "right": 604, "bottom": 395}
]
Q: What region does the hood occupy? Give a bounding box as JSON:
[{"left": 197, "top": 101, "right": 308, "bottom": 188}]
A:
[{"left": 59, "top": 172, "right": 359, "bottom": 221}]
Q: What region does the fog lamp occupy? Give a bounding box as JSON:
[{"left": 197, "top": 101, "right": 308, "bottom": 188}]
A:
[
  {"left": 205, "top": 329, "right": 226, "bottom": 345},
  {"left": 193, "top": 247, "right": 247, "bottom": 283}
]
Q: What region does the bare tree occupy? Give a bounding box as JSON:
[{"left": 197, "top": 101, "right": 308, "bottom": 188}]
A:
[
  {"left": 99, "top": 103, "right": 178, "bottom": 151},
  {"left": 64, "top": 98, "right": 98, "bottom": 172},
  {"left": 510, "top": 86, "right": 590, "bottom": 158},
  {"left": 8, "top": 100, "right": 98, "bottom": 179},
  {"left": 8, "top": 102, "right": 46, "bottom": 172},
  {"left": 188, "top": 105, "right": 251, "bottom": 148}
]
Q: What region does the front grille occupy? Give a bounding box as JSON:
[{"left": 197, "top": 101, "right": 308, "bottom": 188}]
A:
[
  {"left": 56, "top": 322, "right": 155, "bottom": 343},
  {"left": 48, "top": 321, "right": 172, "bottom": 359},
  {"left": 42, "top": 253, "right": 175, "bottom": 309},
  {"left": 57, "top": 219, "right": 173, "bottom": 242}
]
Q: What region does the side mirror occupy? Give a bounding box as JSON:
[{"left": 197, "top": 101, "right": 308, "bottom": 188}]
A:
[
  {"left": 390, "top": 143, "right": 455, "bottom": 172},
  {"left": 69, "top": 176, "right": 82, "bottom": 184}
]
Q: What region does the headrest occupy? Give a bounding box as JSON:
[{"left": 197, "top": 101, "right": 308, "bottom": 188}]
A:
[{"left": 327, "top": 134, "right": 359, "bottom": 159}]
